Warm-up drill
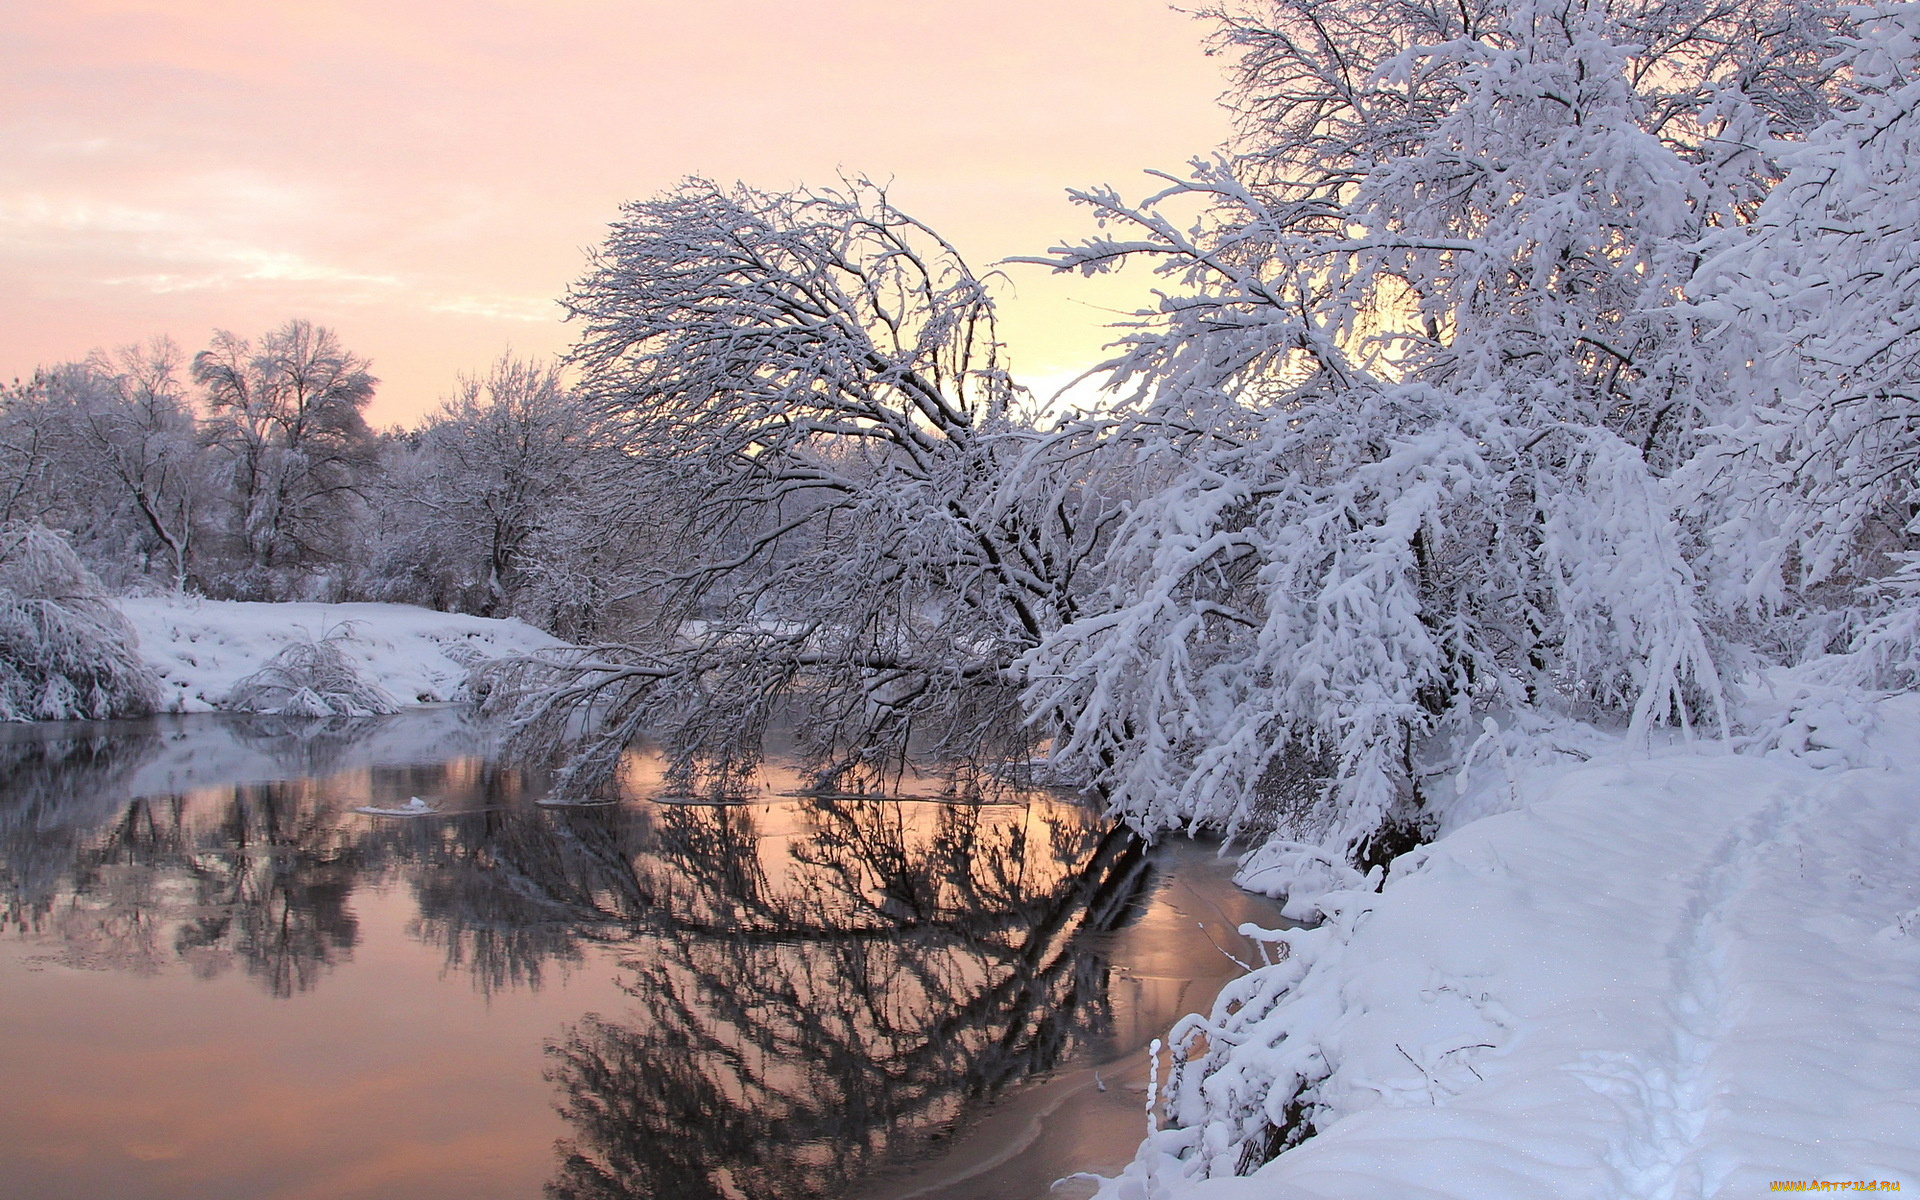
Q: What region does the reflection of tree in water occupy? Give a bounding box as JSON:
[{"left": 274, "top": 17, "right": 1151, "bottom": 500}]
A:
[
  {"left": 0, "top": 711, "right": 522, "bottom": 997},
  {"left": 225, "top": 709, "right": 492, "bottom": 779},
  {"left": 0, "top": 714, "right": 1157, "bottom": 1199},
  {"left": 0, "top": 721, "right": 161, "bottom": 947},
  {"left": 0, "top": 721, "right": 648, "bottom": 999},
  {"left": 396, "top": 792, "right": 656, "bottom": 996},
  {"left": 225, "top": 713, "right": 393, "bottom": 779},
  {"left": 544, "top": 797, "right": 1151, "bottom": 1200},
  {"left": 167, "top": 781, "right": 362, "bottom": 997},
  {"left": 0, "top": 718, "right": 415, "bottom": 995},
  {"left": 1, "top": 767, "right": 365, "bottom": 993}
]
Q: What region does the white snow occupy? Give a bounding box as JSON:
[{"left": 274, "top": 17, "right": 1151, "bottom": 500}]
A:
[
  {"left": 118, "top": 596, "right": 564, "bottom": 713},
  {"left": 354, "top": 796, "right": 439, "bottom": 817},
  {"left": 1102, "top": 692, "right": 1920, "bottom": 1199}
]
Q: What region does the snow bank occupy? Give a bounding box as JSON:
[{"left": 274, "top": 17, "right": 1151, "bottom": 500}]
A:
[
  {"left": 1104, "top": 694, "right": 1920, "bottom": 1198},
  {"left": 118, "top": 597, "right": 564, "bottom": 714}
]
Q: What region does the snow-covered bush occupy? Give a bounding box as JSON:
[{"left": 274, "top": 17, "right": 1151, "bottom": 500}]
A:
[
  {"left": 0, "top": 524, "right": 159, "bottom": 721},
  {"left": 221, "top": 623, "right": 401, "bottom": 717}
]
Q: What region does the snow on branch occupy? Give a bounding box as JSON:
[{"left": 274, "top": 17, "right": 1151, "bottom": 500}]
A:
[
  {"left": 1690, "top": 4, "right": 1920, "bottom": 681},
  {"left": 1016, "top": 0, "right": 1782, "bottom": 898},
  {"left": 494, "top": 178, "right": 1117, "bottom": 795}
]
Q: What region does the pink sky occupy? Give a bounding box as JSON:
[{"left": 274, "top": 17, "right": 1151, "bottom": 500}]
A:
[{"left": 1, "top": 1, "right": 1232, "bottom": 425}]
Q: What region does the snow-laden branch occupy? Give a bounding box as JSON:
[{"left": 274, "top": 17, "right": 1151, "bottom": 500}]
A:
[{"left": 490, "top": 179, "right": 1122, "bottom": 797}]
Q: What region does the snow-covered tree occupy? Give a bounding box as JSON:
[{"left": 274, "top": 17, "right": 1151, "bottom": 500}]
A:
[
  {"left": 0, "top": 374, "right": 71, "bottom": 530},
  {"left": 361, "top": 355, "right": 627, "bottom": 622},
  {"left": 194, "top": 319, "right": 377, "bottom": 590},
  {"left": 505, "top": 487, "right": 662, "bottom": 642},
  {"left": 1018, "top": 0, "right": 1836, "bottom": 866},
  {"left": 420, "top": 356, "right": 590, "bottom": 616},
  {"left": 69, "top": 341, "right": 205, "bottom": 591},
  {"left": 490, "top": 179, "right": 1107, "bottom": 797},
  {"left": 1692, "top": 3, "right": 1920, "bottom": 681},
  {"left": 0, "top": 343, "right": 208, "bottom": 591}
]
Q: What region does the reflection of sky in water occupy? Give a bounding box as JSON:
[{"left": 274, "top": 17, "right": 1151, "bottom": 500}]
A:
[{"left": 0, "top": 712, "right": 1281, "bottom": 1200}]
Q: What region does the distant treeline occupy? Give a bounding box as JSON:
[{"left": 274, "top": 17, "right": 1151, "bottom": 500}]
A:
[{"left": 0, "top": 322, "right": 646, "bottom": 641}]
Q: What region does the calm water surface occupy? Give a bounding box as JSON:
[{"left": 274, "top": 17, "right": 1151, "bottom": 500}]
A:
[{"left": 0, "top": 710, "right": 1281, "bottom": 1200}]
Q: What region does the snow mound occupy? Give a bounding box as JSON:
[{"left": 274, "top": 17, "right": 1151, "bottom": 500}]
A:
[{"left": 119, "top": 597, "right": 565, "bottom": 714}]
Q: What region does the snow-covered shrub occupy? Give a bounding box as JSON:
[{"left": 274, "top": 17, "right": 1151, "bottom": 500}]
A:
[
  {"left": 221, "top": 624, "right": 401, "bottom": 717},
  {"left": 0, "top": 524, "right": 159, "bottom": 721}
]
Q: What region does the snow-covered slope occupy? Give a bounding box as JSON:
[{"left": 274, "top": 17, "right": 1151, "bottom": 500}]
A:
[
  {"left": 119, "top": 597, "right": 564, "bottom": 713},
  {"left": 1104, "top": 695, "right": 1920, "bottom": 1198}
]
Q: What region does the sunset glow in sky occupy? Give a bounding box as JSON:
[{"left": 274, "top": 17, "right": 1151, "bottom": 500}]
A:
[{"left": 2, "top": 1, "right": 1232, "bottom": 425}]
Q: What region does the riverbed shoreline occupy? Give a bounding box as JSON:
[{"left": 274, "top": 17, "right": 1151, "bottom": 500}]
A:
[
  {"left": 117, "top": 595, "right": 562, "bottom": 713},
  {"left": 1094, "top": 684, "right": 1920, "bottom": 1199}
]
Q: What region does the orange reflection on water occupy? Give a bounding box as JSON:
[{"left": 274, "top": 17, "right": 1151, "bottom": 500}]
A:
[{"left": 0, "top": 712, "right": 1282, "bottom": 1200}]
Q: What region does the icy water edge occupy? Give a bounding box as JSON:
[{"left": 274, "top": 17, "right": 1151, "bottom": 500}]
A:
[{"left": 0, "top": 709, "right": 1282, "bottom": 1200}]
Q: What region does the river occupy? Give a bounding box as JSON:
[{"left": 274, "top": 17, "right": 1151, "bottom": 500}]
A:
[{"left": 0, "top": 708, "right": 1282, "bottom": 1200}]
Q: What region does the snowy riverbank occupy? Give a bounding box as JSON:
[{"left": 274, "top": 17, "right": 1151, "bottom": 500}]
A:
[
  {"left": 1101, "top": 689, "right": 1920, "bottom": 1199},
  {"left": 119, "top": 597, "right": 564, "bottom": 713}
]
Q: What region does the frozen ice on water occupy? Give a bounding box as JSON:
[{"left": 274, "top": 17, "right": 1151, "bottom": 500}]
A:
[{"left": 354, "top": 796, "right": 438, "bottom": 817}]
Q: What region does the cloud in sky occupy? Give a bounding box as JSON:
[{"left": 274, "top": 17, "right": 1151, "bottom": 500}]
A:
[{"left": 0, "top": 0, "right": 1230, "bottom": 422}]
